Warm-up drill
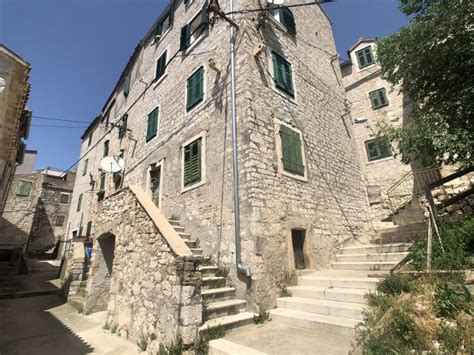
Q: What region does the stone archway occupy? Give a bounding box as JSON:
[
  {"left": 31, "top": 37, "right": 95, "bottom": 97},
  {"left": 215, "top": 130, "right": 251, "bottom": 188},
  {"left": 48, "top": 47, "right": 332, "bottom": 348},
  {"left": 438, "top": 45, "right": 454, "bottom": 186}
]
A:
[{"left": 85, "top": 232, "right": 116, "bottom": 313}]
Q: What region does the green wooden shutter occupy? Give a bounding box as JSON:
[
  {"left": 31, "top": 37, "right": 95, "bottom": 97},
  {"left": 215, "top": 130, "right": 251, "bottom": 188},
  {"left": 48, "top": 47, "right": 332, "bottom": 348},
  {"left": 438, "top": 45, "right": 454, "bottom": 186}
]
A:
[
  {"left": 356, "top": 50, "right": 366, "bottom": 68},
  {"left": 273, "top": 52, "right": 294, "bottom": 96},
  {"left": 83, "top": 159, "right": 88, "bottom": 176},
  {"left": 77, "top": 194, "right": 82, "bottom": 212},
  {"left": 155, "top": 51, "right": 167, "bottom": 81},
  {"left": 291, "top": 130, "right": 304, "bottom": 175},
  {"left": 17, "top": 181, "right": 32, "bottom": 196},
  {"left": 103, "top": 140, "right": 109, "bottom": 157},
  {"left": 99, "top": 173, "right": 106, "bottom": 190},
  {"left": 356, "top": 47, "right": 374, "bottom": 68},
  {"left": 280, "top": 125, "right": 292, "bottom": 172},
  {"left": 201, "top": 1, "right": 209, "bottom": 27},
  {"left": 180, "top": 25, "right": 191, "bottom": 50},
  {"left": 186, "top": 67, "right": 204, "bottom": 111},
  {"left": 119, "top": 114, "right": 128, "bottom": 139},
  {"left": 370, "top": 89, "right": 388, "bottom": 109},
  {"left": 146, "top": 107, "right": 159, "bottom": 142},
  {"left": 123, "top": 73, "right": 131, "bottom": 96},
  {"left": 280, "top": 125, "right": 304, "bottom": 175},
  {"left": 184, "top": 138, "right": 202, "bottom": 186},
  {"left": 280, "top": 7, "right": 296, "bottom": 34}
]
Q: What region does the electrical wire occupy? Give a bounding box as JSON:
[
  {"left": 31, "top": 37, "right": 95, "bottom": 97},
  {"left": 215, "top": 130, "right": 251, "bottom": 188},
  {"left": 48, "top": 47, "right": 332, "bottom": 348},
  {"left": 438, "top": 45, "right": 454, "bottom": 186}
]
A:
[
  {"left": 32, "top": 115, "right": 91, "bottom": 124},
  {"left": 31, "top": 124, "right": 89, "bottom": 128},
  {"left": 226, "top": 0, "right": 334, "bottom": 15}
]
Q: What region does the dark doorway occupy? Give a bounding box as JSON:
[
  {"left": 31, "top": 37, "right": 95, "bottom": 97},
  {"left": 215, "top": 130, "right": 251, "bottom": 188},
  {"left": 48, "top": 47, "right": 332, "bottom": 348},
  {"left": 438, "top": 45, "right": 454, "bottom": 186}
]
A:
[
  {"left": 292, "top": 229, "right": 306, "bottom": 270},
  {"left": 149, "top": 165, "right": 161, "bottom": 208}
]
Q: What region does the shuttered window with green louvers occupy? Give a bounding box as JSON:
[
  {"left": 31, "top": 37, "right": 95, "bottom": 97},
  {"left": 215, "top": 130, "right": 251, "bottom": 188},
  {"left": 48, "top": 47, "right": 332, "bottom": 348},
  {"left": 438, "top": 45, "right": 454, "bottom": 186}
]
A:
[
  {"left": 16, "top": 180, "right": 32, "bottom": 197},
  {"left": 279, "top": 7, "right": 296, "bottom": 34},
  {"left": 272, "top": 52, "right": 294, "bottom": 97},
  {"left": 103, "top": 140, "right": 109, "bottom": 157},
  {"left": 99, "top": 173, "right": 106, "bottom": 191},
  {"left": 369, "top": 88, "right": 389, "bottom": 109},
  {"left": 155, "top": 51, "right": 167, "bottom": 82},
  {"left": 365, "top": 138, "right": 392, "bottom": 161},
  {"left": 183, "top": 138, "right": 202, "bottom": 187},
  {"left": 123, "top": 72, "right": 131, "bottom": 96},
  {"left": 280, "top": 125, "right": 305, "bottom": 176},
  {"left": 180, "top": 1, "right": 209, "bottom": 50},
  {"left": 146, "top": 107, "right": 159, "bottom": 142},
  {"left": 118, "top": 114, "right": 128, "bottom": 139},
  {"left": 355, "top": 46, "right": 374, "bottom": 69},
  {"left": 186, "top": 67, "right": 204, "bottom": 111}
]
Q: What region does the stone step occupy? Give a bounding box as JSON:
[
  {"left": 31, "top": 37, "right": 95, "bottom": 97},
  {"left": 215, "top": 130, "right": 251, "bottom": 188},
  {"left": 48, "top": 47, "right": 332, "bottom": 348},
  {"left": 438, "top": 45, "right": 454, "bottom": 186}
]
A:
[
  {"left": 202, "top": 276, "right": 226, "bottom": 289},
  {"left": 200, "top": 312, "right": 255, "bottom": 333},
  {"left": 198, "top": 265, "right": 218, "bottom": 276},
  {"left": 336, "top": 252, "right": 408, "bottom": 263},
  {"left": 201, "top": 287, "right": 235, "bottom": 301},
  {"left": 179, "top": 232, "right": 191, "bottom": 241},
  {"left": 68, "top": 295, "right": 85, "bottom": 313},
  {"left": 287, "top": 286, "right": 367, "bottom": 304},
  {"left": 270, "top": 308, "right": 357, "bottom": 337},
  {"left": 339, "top": 243, "right": 412, "bottom": 255},
  {"left": 204, "top": 299, "right": 247, "bottom": 320},
  {"left": 332, "top": 261, "right": 397, "bottom": 271},
  {"left": 190, "top": 248, "right": 203, "bottom": 256},
  {"left": 298, "top": 276, "right": 379, "bottom": 290},
  {"left": 173, "top": 225, "right": 185, "bottom": 233},
  {"left": 0, "top": 286, "right": 16, "bottom": 294},
  {"left": 184, "top": 240, "right": 197, "bottom": 248},
  {"left": 169, "top": 219, "right": 180, "bottom": 226},
  {"left": 277, "top": 297, "right": 365, "bottom": 320},
  {"left": 209, "top": 339, "right": 267, "bottom": 355}
]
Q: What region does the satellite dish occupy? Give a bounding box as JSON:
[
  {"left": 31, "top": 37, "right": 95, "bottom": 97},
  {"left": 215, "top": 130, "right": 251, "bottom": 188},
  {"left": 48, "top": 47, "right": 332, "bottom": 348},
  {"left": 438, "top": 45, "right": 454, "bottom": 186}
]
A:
[
  {"left": 268, "top": 0, "right": 284, "bottom": 4},
  {"left": 101, "top": 155, "right": 124, "bottom": 173}
]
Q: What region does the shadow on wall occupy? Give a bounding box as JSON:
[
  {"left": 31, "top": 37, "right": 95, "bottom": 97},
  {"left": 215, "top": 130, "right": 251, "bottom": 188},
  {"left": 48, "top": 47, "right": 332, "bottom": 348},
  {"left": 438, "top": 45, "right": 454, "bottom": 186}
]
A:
[
  {"left": 28, "top": 198, "right": 56, "bottom": 253},
  {"left": 0, "top": 217, "right": 29, "bottom": 255}
]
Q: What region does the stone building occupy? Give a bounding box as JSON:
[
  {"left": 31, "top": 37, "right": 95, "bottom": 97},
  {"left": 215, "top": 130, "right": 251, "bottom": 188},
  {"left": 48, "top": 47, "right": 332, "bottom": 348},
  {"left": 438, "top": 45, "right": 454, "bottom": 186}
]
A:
[
  {"left": 65, "top": 0, "right": 373, "bottom": 349},
  {"left": 0, "top": 167, "right": 76, "bottom": 254},
  {"left": 0, "top": 44, "right": 32, "bottom": 215}
]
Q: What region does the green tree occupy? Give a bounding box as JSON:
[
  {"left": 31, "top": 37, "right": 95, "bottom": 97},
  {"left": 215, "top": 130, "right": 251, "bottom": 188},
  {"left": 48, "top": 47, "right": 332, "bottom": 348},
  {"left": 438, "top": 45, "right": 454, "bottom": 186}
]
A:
[{"left": 376, "top": 0, "right": 473, "bottom": 167}]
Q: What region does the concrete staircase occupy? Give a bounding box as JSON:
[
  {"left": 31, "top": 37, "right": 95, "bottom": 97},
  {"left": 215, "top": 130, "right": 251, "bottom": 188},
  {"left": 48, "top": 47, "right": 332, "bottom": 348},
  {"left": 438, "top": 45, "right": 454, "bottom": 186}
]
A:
[{"left": 169, "top": 219, "right": 255, "bottom": 333}]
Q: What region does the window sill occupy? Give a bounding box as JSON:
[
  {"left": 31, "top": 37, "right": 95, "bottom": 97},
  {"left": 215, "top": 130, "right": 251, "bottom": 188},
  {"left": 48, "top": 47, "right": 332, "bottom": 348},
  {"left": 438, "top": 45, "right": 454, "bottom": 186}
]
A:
[
  {"left": 183, "top": 31, "right": 207, "bottom": 56},
  {"left": 366, "top": 156, "right": 394, "bottom": 165},
  {"left": 272, "top": 85, "right": 297, "bottom": 105},
  {"left": 357, "top": 63, "right": 376, "bottom": 72},
  {"left": 372, "top": 103, "right": 389, "bottom": 111},
  {"left": 145, "top": 134, "right": 158, "bottom": 146},
  {"left": 153, "top": 73, "right": 168, "bottom": 89},
  {"left": 267, "top": 15, "right": 295, "bottom": 37},
  {"left": 181, "top": 179, "right": 206, "bottom": 193},
  {"left": 186, "top": 98, "right": 205, "bottom": 115},
  {"left": 152, "top": 28, "right": 171, "bottom": 46},
  {"left": 279, "top": 168, "right": 308, "bottom": 182}
]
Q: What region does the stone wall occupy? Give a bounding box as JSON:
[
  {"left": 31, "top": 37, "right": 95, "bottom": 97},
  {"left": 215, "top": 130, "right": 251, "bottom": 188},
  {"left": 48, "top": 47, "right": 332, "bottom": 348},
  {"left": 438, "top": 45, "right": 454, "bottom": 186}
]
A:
[{"left": 84, "top": 188, "right": 202, "bottom": 350}]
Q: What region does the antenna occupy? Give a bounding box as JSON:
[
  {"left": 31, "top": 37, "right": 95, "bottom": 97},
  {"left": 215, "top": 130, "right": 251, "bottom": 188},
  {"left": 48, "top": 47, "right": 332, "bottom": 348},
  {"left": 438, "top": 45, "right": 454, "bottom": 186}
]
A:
[{"left": 100, "top": 155, "right": 124, "bottom": 173}]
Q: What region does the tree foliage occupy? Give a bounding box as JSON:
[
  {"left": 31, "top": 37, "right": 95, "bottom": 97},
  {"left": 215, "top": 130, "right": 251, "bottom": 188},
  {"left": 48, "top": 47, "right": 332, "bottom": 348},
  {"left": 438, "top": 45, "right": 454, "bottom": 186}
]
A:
[{"left": 376, "top": 0, "right": 474, "bottom": 167}]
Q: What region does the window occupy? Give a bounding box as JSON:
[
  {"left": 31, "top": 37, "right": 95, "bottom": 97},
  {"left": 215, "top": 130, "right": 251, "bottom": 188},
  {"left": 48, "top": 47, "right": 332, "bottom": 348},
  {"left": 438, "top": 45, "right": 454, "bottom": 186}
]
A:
[
  {"left": 355, "top": 46, "right": 374, "bottom": 69},
  {"left": 271, "top": 6, "right": 296, "bottom": 34},
  {"left": 16, "top": 180, "right": 32, "bottom": 197},
  {"left": 104, "top": 114, "right": 110, "bottom": 128},
  {"left": 183, "top": 138, "right": 202, "bottom": 187},
  {"left": 155, "top": 11, "right": 172, "bottom": 39},
  {"left": 369, "top": 88, "right": 388, "bottom": 109},
  {"left": 99, "top": 172, "right": 106, "bottom": 191},
  {"left": 123, "top": 72, "right": 131, "bottom": 96},
  {"left": 365, "top": 138, "right": 392, "bottom": 161},
  {"left": 180, "top": 2, "right": 209, "bottom": 50},
  {"left": 155, "top": 51, "right": 167, "bottom": 82},
  {"left": 186, "top": 67, "right": 204, "bottom": 111},
  {"left": 88, "top": 132, "right": 93, "bottom": 147},
  {"left": 146, "top": 107, "right": 159, "bottom": 142},
  {"left": 55, "top": 216, "right": 65, "bottom": 226},
  {"left": 82, "top": 159, "right": 88, "bottom": 176},
  {"left": 77, "top": 193, "right": 82, "bottom": 212},
  {"left": 60, "top": 193, "right": 69, "bottom": 204},
  {"left": 279, "top": 125, "right": 305, "bottom": 175},
  {"left": 86, "top": 221, "right": 92, "bottom": 236},
  {"left": 103, "top": 140, "right": 109, "bottom": 157},
  {"left": 118, "top": 114, "right": 128, "bottom": 139},
  {"left": 272, "top": 52, "right": 294, "bottom": 97}
]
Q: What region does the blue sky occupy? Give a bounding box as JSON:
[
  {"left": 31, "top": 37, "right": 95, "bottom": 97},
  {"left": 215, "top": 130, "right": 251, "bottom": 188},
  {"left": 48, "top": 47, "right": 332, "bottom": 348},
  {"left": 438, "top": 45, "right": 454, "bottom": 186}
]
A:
[{"left": 0, "top": 0, "right": 407, "bottom": 171}]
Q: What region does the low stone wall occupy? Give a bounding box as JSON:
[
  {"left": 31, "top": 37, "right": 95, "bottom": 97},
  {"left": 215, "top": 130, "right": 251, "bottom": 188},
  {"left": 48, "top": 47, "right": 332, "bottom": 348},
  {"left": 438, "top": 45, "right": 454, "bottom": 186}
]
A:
[
  {"left": 67, "top": 241, "right": 86, "bottom": 296},
  {"left": 85, "top": 188, "right": 202, "bottom": 351},
  {"left": 428, "top": 174, "right": 474, "bottom": 221}
]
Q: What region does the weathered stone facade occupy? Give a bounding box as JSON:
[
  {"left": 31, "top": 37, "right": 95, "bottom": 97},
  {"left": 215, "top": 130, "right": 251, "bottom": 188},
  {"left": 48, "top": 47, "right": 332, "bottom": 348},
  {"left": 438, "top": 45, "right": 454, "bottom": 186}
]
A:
[
  {"left": 0, "top": 170, "right": 75, "bottom": 253},
  {"left": 66, "top": 0, "right": 372, "bottom": 345},
  {"left": 340, "top": 39, "right": 415, "bottom": 222},
  {"left": 84, "top": 188, "right": 202, "bottom": 349}
]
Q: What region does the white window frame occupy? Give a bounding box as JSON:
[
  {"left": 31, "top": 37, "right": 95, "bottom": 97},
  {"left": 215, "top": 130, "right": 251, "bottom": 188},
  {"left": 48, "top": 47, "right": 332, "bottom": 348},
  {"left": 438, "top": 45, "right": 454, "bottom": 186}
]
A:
[
  {"left": 267, "top": 48, "right": 298, "bottom": 104},
  {"left": 353, "top": 44, "right": 377, "bottom": 73},
  {"left": 153, "top": 47, "right": 170, "bottom": 88},
  {"left": 184, "top": 65, "right": 207, "bottom": 115},
  {"left": 181, "top": 131, "right": 206, "bottom": 193},
  {"left": 154, "top": 12, "right": 172, "bottom": 44},
  {"left": 146, "top": 159, "right": 164, "bottom": 210},
  {"left": 183, "top": 7, "right": 209, "bottom": 55},
  {"left": 60, "top": 192, "right": 70, "bottom": 204},
  {"left": 274, "top": 120, "right": 308, "bottom": 182}
]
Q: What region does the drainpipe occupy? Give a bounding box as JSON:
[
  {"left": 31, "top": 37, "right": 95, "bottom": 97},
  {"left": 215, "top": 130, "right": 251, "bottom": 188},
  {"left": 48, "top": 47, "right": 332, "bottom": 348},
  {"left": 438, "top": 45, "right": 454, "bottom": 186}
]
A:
[{"left": 229, "top": 0, "right": 251, "bottom": 277}]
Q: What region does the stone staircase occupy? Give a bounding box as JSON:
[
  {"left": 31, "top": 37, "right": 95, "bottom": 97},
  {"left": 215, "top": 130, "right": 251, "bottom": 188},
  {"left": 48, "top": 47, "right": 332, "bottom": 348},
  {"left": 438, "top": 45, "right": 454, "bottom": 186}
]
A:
[
  {"left": 0, "top": 262, "right": 19, "bottom": 298},
  {"left": 169, "top": 219, "right": 255, "bottom": 333}
]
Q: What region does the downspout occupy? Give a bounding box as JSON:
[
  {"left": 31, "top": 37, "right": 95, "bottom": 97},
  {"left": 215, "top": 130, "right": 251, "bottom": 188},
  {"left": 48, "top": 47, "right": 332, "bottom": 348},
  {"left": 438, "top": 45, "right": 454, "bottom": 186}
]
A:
[{"left": 229, "top": 0, "right": 251, "bottom": 277}]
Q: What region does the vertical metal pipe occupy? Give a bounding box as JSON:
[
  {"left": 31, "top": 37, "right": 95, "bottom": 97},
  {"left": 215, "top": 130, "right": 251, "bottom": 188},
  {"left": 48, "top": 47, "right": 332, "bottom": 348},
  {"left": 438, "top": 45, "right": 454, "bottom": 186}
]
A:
[{"left": 229, "top": 0, "right": 251, "bottom": 277}]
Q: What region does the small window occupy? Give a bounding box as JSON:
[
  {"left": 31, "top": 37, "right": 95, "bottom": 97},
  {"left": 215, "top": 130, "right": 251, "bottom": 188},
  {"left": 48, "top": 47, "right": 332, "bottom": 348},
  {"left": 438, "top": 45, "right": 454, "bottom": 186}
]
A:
[
  {"left": 155, "top": 11, "right": 172, "bottom": 40},
  {"left": 55, "top": 215, "right": 65, "bottom": 226},
  {"left": 272, "top": 52, "right": 294, "bottom": 97},
  {"left": 279, "top": 125, "right": 304, "bottom": 175},
  {"left": 155, "top": 51, "right": 167, "bottom": 82},
  {"left": 123, "top": 72, "right": 131, "bottom": 96},
  {"left": 99, "top": 172, "right": 106, "bottom": 191},
  {"left": 103, "top": 140, "right": 109, "bottom": 157},
  {"left": 365, "top": 137, "right": 392, "bottom": 161},
  {"left": 86, "top": 221, "right": 92, "bottom": 236},
  {"left": 180, "top": 2, "right": 209, "bottom": 50},
  {"left": 355, "top": 46, "right": 374, "bottom": 69},
  {"left": 369, "top": 88, "right": 389, "bottom": 109},
  {"left": 118, "top": 114, "right": 128, "bottom": 139},
  {"left": 88, "top": 132, "right": 93, "bottom": 147},
  {"left": 82, "top": 159, "right": 88, "bottom": 176},
  {"left": 60, "top": 193, "right": 69, "bottom": 204},
  {"left": 16, "top": 180, "right": 32, "bottom": 197},
  {"left": 77, "top": 193, "right": 82, "bottom": 212},
  {"left": 146, "top": 107, "right": 159, "bottom": 142},
  {"left": 186, "top": 67, "right": 204, "bottom": 111},
  {"left": 104, "top": 114, "right": 110, "bottom": 128},
  {"left": 271, "top": 6, "right": 296, "bottom": 34},
  {"left": 183, "top": 138, "right": 202, "bottom": 187}
]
